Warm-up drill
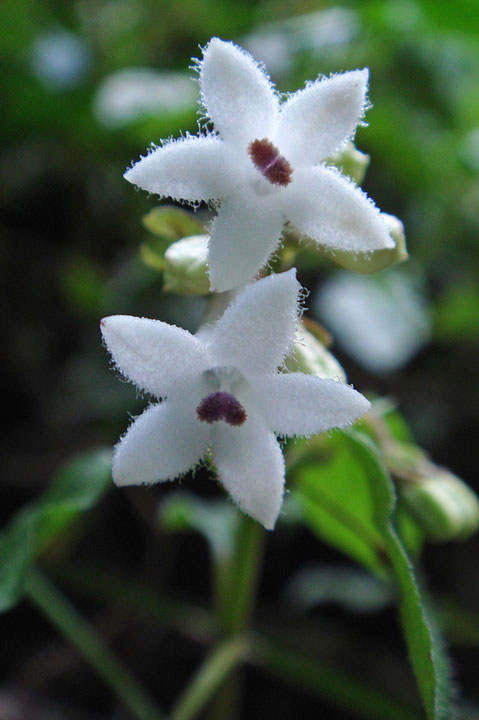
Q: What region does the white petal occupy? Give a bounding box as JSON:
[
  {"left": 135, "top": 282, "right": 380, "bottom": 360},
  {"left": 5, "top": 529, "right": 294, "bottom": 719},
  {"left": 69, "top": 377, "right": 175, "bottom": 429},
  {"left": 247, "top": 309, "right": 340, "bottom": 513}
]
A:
[
  {"left": 277, "top": 70, "right": 369, "bottom": 166},
  {"left": 124, "top": 135, "right": 233, "bottom": 202},
  {"left": 209, "top": 269, "right": 300, "bottom": 375},
  {"left": 212, "top": 411, "right": 285, "bottom": 529},
  {"left": 199, "top": 37, "right": 278, "bottom": 149},
  {"left": 101, "top": 315, "right": 210, "bottom": 396},
  {"left": 113, "top": 397, "right": 209, "bottom": 486},
  {"left": 207, "top": 192, "right": 284, "bottom": 292},
  {"left": 254, "top": 373, "right": 370, "bottom": 437},
  {"left": 284, "top": 166, "right": 394, "bottom": 252}
]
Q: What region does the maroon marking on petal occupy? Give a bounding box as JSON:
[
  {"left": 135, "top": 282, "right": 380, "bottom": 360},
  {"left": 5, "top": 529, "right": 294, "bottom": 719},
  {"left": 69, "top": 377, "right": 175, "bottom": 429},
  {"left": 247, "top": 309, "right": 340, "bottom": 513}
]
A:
[
  {"left": 197, "top": 392, "right": 247, "bottom": 427},
  {"left": 248, "top": 138, "right": 292, "bottom": 187}
]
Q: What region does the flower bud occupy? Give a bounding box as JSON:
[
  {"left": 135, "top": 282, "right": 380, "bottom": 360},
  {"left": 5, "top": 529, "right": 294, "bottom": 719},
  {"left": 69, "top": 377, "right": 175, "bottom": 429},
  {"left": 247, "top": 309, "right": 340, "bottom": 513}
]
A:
[
  {"left": 327, "top": 142, "right": 370, "bottom": 185},
  {"left": 285, "top": 321, "right": 346, "bottom": 381},
  {"left": 384, "top": 441, "right": 479, "bottom": 542},
  {"left": 401, "top": 470, "right": 479, "bottom": 542},
  {"left": 162, "top": 234, "right": 210, "bottom": 295},
  {"left": 324, "top": 213, "right": 408, "bottom": 274}
]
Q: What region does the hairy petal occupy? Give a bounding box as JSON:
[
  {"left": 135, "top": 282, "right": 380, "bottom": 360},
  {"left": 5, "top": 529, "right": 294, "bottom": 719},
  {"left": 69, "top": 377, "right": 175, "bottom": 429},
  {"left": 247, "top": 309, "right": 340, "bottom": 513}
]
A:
[
  {"left": 207, "top": 192, "right": 284, "bottom": 293},
  {"left": 101, "top": 315, "right": 210, "bottom": 396},
  {"left": 284, "top": 166, "right": 394, "bottom": 252},
  {"left": 252, "top": 373, "right": 370, "bottom": 437},
  {"left": 209, "top": 269, "right": 300, "bottom": 375},
  {"left": 199, "top": 37, "right": 278, "bottom": 149},
  {"left": 113, "top": 397, "right": 209, "bottom": 486},
  {"left": 212, "top": 412, "right": 285, "bottom": 529},
  {"left": 277, "top": 70, "right": 369, "bottom": 165},
  {"left": 124, "top": 135, "right": 233, "bottom": 202}
]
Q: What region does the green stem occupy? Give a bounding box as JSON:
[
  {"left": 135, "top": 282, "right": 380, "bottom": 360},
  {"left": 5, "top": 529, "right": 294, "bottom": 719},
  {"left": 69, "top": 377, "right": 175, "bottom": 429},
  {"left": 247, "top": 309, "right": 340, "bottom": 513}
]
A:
[
  {"left": 171, "top": 637, "right": 249, "bottom": 720},
  {"left": 25, "top": 567, "right": 165, "bottom": 720},
  {"left": 218, "top": 515, "right": 264, "bottom": 634},
  {"left": 208, "top": 515, "right": 264, "bottom": 720}
]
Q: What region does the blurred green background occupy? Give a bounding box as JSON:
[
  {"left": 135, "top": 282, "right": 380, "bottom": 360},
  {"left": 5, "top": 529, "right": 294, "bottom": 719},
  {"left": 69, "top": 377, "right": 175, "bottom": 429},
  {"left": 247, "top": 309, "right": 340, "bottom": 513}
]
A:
[{"left": 2, "top": 0, "right": 479, "bottom": 717}]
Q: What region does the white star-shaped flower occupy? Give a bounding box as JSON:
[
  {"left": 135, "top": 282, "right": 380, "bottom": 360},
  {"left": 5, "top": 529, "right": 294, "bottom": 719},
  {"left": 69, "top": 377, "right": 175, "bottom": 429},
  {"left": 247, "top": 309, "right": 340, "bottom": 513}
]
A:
[
  {"left": 101, "top": 270, "right": 370, "bottom": 529},
  {"left": 125, "top": 37, "right": 393, "bottom": 293}
]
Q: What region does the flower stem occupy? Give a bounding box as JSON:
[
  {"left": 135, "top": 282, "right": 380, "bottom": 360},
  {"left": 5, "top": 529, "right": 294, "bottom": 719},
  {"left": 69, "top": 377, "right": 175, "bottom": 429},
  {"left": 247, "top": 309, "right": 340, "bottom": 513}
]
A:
[
  {"left": 25, "top": 567, "right": 165, "bottom": 720},
  {"left": 208, "top": 515, "right": 264, "bottom": 720},
  {"left": 171, "top": 636, "right": 249, "bottom": 720}
]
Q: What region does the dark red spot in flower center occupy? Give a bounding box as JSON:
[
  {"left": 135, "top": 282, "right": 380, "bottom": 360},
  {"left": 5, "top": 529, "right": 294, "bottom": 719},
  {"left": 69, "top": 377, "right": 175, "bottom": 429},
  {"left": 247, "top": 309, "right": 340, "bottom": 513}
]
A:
[
  {"left": 197, "top": 392, "right": 247, "bottom": 427},
  {"left": 248, "top": 138, "right": 293, "bottom": 187}
]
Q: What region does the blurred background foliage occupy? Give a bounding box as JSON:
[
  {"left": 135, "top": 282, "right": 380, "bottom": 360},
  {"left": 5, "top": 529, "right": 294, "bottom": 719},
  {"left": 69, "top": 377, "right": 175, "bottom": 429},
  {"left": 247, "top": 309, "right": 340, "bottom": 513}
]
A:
[{"left": 2, "top": 0, "right": 479, "bottom": 718}]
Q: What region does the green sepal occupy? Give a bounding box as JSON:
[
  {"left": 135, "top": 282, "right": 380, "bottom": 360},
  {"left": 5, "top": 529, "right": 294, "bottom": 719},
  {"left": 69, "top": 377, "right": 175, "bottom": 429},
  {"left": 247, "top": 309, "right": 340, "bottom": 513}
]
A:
[
  {"left": 327, "top": 142, "right": 370, "bottom": 185},
  {"left": 323, "top": 213, "right": 408, "bottom": 274},
  {"left": 141, "top": 206, "right": 205, "bottom": 240},
  {"left": 284, "top": 320, "right": 346, "bottom": 381}
]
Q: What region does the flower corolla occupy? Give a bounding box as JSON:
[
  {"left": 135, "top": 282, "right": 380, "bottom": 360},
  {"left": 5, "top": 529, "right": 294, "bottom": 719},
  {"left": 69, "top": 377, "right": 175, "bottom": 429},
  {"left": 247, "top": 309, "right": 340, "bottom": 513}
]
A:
[
  {"left": 124, "top": 37, "right": 393, "bottom": 292},
  {"left": 101, "top": 270, "right": 370, "bottom": 529}
]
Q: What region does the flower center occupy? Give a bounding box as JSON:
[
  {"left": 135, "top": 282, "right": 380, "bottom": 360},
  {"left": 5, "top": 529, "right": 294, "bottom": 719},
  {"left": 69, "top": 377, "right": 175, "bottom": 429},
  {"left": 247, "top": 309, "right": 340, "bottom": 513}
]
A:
[
  {"left": 197, "top": 391, "right": 247, "bottom": 426},
  {"left": 248, "top": 138, "right": 293, "bottom": 187}
]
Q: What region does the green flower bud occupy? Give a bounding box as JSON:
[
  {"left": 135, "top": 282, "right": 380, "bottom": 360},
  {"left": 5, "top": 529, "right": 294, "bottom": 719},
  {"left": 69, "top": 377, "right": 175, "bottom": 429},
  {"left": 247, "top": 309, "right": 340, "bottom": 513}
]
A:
[
  {"left": 401, "top": 470, "right": 479, "bottom": 542},
  {"left": 324, "top": 212, "right": 408, "bottom": 274},
  {"left": 285, "top": 321, "right": 346, "bottom": 381},
  {"left": 383, "top": 441, "right": 479, "bottom": 542},
  {"left": 327, "top": 142, "right": 370, "bottom": 185},
  {"left": 162, "top": 234, "right": 210, "bottom": 295}
]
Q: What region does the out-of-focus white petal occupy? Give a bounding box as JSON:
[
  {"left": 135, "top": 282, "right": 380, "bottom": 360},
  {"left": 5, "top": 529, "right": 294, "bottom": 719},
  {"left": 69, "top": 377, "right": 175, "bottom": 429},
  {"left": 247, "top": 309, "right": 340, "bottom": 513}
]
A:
[
  {"left": 277, "top": 69, "right": 369, "bottom": 165},
  {"left": 212, "top": 411, "right": 285, "bottom": 529},
  {"left": 124, "top": 135, "right": 233, "bottom": 202},
  {"left": 209, "top": 269, "right": 300, "bottom": 375},
  {"left": 207, "top": 192, "right": 284, "bottom": 292},
  {"left": 199, "top": 37, "right": 278, "bottom": 149},
  {"left": 101, "top": 315, "right": 209, "bottom": 396},
  {"left": 113, "top": 396, "right": 210, "bottom": 486},
  {"left": 252, "top": 373, "right": 370, "bottom": 437},
  {"left": 284, "top": 166, "right": 393, "bottom": 252}
]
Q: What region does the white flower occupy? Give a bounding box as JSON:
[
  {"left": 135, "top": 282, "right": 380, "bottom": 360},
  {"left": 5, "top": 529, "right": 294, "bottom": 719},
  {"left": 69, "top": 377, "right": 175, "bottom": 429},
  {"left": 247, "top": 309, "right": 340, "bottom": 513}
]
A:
[
  {"left": 101, "top": 270, "right": 370, "bottom": 529},
  {"left": 124, "top": 37, "right": 393, "bottom": 293}
]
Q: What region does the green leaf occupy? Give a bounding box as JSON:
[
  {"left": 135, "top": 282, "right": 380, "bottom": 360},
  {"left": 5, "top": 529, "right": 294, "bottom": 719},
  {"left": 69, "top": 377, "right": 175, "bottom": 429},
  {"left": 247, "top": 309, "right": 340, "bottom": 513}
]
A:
[
  {"left": 292, "top": 433, "right": 390, "bottom": 576},
  {"left": 344, "top": 430, "right": 452, "bottom": 720},
  {"left": 0, "top": 511, "right": 36, "bottom": 613},
  {"left": 0, "top": 448, "right": 112, "bottom": 613}
]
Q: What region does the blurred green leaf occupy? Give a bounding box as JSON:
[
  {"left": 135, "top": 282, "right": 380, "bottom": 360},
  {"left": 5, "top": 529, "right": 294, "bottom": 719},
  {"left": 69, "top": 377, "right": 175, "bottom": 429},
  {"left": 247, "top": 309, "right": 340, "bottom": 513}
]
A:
[
  {"left": 142, "top": 206, "right": 204, "bottom": 240},
  {"left": 0, "top": 448, "right": 112, "bottom": 613},
  {"left": 434, "top": 281, "right": 479, "bottom": 341},
  {"left": 286, "top": 564, "right": 393, "bottom": 614}
]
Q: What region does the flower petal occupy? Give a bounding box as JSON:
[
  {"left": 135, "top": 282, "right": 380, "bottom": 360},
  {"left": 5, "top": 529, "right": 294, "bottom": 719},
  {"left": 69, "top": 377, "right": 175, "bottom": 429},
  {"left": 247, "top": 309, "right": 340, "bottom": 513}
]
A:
[
  {"left": 124, "top": 135, "right": 233, "bottom": 202},
  {"left": 101, "top": 315, "right": 210, "bottom": 396},
  {"left": 113, "top": 397, "right": 209, "bottom": 486},
  {"left": 253, "top": 373, "right": 370, "bottom": 437},
  {"left": 212, "top": 411, "right": 285, "bottom": 529},
  {"left": 207, "top": 192, "right": 284, "bottom": 292},
  {"left": 209, "top": 269, "right": 300, "bottom": 374},
  {"left": 284, "top": 166, "right": 394, "bottom": 252},
  {"left": 277, "top": 70, "right": 369, "bottom": 166},
  {"left": 199, "top": 37, "right": 278, "bottom": 149}
]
